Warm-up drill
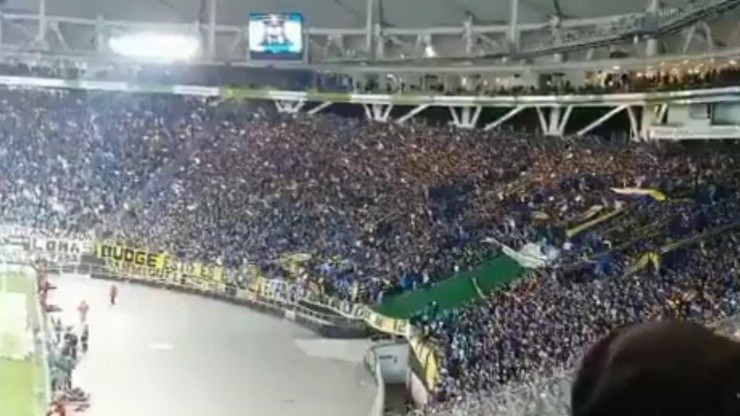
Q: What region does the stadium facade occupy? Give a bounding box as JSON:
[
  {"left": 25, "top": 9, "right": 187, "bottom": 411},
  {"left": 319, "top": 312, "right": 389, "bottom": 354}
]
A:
[{"left": 0, "top": 0, "right": 736, "bottom": 139}]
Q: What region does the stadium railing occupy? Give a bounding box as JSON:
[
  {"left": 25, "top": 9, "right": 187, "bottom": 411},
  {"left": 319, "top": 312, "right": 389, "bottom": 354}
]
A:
[{"left": 44, "top": 261, "right": 372, "bottom": 338}]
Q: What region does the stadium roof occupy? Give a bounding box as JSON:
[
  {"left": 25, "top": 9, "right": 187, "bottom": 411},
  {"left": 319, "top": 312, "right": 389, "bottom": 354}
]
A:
[{"left": 4, "top": 0, "right": 686, "bottom": 29}]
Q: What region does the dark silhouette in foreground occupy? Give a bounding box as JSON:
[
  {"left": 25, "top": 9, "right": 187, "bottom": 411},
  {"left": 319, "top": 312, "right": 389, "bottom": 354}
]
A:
[{"left": 572, "top": 320, "right": 740, "bottom": 416}]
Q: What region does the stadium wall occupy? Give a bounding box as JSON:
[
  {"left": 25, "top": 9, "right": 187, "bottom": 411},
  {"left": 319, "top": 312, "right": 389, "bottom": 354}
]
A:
[
  {"left": 407, "top": 367, "right": 432, "bottom": 407},
  {"left": 27, "top": 265, "right": 51, "bottom": 409},
  {"left": 365, "top": 347, "right": 386, "bottom": 416},
  {"left": 85, "top": 267, "right": 372, "bottom": 339},
  {"left": 365, "top": 339, "right": 412, "bottom": 415},
  {"left": 0, "top": 263, "right": 51, "bottom": 412},
  {"left": 371, "top": 341, "right": 409, "bottom": 384}
]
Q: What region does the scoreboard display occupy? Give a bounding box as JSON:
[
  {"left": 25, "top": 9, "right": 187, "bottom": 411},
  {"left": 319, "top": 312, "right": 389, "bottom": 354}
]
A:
[{"left": 248, "top": 13, "right": 304, "bottom": 60}]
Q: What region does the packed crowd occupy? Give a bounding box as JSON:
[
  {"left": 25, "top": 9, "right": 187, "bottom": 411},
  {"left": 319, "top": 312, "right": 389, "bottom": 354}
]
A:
[
  {"left": 414, "top": 163, "right": 740, "bottom": 411},
  {"left": 0, "top": 87, "right": 739, "bottom": 414},
  {"left": 0, "top": 88, "right": 209, "bottom": 233}
]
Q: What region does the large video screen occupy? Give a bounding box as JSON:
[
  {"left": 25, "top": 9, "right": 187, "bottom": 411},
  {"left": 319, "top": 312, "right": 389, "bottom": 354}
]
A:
[{"left": 248, "top": 13, "right": 304, "bottom": 60}]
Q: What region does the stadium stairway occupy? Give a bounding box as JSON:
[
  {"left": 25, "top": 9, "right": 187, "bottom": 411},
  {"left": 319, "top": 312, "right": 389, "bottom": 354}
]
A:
[{"left": 383, "top": 384, "right": 408, "bottom": 415}]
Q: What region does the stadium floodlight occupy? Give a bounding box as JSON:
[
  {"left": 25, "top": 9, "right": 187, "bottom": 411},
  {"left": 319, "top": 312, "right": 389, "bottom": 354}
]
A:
[{"left": 109, "top": 32, "right": 201, "bottom": 61}]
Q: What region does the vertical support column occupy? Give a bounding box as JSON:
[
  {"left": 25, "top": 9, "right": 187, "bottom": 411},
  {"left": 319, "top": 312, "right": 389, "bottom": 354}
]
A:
[
  {"left": 95, "top": 16, "right": 105, "bottom": 52},
  {"left": 374, "top": 23, "right": 384, "bottom": 59},
  {"left": 508, "top": 0, "right": 520, "bottom": 53},
  {"left": 700, "top": 21, "right": 715, "bottom": 51},
  {"left": 641, "top": 103, "right": 667, "bottom": 141},
  {"left": 448, "top": 106, "right": 482, "bottom": 129},
  {"left": 366, "top": 0, "right": 376, "bottom": 59},
  {"left": 558, "top": 105, "right": 573, "bottom": 136},
  {"left": 535, "top": 107, "right": 548, "bottom": 134},
  {"left": 0, "top": 12, "right": 4, "bottom": 47},
  {"left": 547, "top": 106, "right": 562, "bottom": 136},
  {"left": 625, "top": 106, "right": 640, "bottom": 142},
  {"left": 364, "top": 104, "right": 393, "bottom": 122},
  {"left": 274, "top": 100, "right": 306, "bottom": 114},
  {"left": 207, "top": 0, "right": 217, "bottom": 59},
  {"left": 463, "top": 15, "right": 474, "bottom": 56},
  {"left": 36, "top": 0, "right": 47, "bottom": 45},
  {"left": 536, "top": 106, "right": 572, "bottom": 136},
  {"left": 645, "top": 0, "right": 660, "bottom": 57},
  {"left": 550, "top": 16, "right": 563, "bottom": 62},
  {"left": 681, "top": 24, "right": 697, "bottom": 53},
  {"left": 641, "top": 106, "right": 652, "bottom": 141}
]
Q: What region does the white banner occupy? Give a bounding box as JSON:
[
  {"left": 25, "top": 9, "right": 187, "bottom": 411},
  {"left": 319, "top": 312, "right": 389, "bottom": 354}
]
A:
[
  {"left": 257, "top": 278, "right": 367, "bottom": 321},
  {"left": 29, "top": 238, "right": 94, "bottom": 265},
  {"left": 0, "top": 225, "right": 39, "bottom": 246},
  {"left": 502, "top": 243, "right": 548, "bottom": 269},
  {"left": 0, "top": 224, "right": 94, "bottom": 243}
]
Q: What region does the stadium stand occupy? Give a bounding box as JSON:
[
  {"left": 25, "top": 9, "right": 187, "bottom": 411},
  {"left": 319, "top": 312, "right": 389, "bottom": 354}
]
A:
[{"left": 0, "top": 83, "right": 738, "bottom": 414}]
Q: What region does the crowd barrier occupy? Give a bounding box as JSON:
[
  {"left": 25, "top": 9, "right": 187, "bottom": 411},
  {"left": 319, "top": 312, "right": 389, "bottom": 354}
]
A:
[
  {"left": 45, "top": 261, "right": 371, "bottom": 339},
  {"left": 364, "top": 308, "right": 411, "bottom": 337},
  {"left": 250, "top": 276, "right": 368, "bottom": 321},
  {"left": 2, "top": 225, "right": 442, "bottom": 397}
]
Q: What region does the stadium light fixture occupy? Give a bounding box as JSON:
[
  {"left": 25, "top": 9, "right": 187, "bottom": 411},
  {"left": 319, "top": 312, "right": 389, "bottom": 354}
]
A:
[{"left": 109, "top": 32, "right": 201, "bottom": 61}]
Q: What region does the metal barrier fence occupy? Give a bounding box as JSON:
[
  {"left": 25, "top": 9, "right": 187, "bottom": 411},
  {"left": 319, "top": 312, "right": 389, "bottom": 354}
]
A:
[
  {"left": 47, "top": 261, "right": 368, "bottom": 330},
  {"left": 254, "top": 277, "right": 368, "bottom": 321}
]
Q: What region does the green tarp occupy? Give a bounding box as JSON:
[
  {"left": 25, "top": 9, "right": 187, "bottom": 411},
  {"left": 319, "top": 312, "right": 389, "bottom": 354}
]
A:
[{"left": 373, "top": 254, "right": 526, "bottom": 319}]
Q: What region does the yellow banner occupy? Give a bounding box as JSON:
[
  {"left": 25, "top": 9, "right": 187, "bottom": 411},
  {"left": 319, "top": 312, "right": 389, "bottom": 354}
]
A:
[
  {"left": 610, "top": 187, "right": 667, "bottom": 202},
  {"left": 96, "top": 243, "right": 166, "bottom": 269},
  {"left": 95, "top": 242, "right": 224, "bottom": 282},
  {"left": 626, "top": 251, "right": 661, "bottom": 276},
  {"left": 249, "top": 276, "right": 268, "bottom": 295},
  {"left": 166, "top": 258, "right": 224, "bottom": 283},
  {"left": 409, "top": 337, "right": 440, "bottom": 390},
  {"left": 364, "top": 309, "right": 408, "bottom": 337}
]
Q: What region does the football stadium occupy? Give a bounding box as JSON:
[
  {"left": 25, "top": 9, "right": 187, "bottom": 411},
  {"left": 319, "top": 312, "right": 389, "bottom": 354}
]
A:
[{"left": 0, "top": 0, "right": 740, "bottom": 415}]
